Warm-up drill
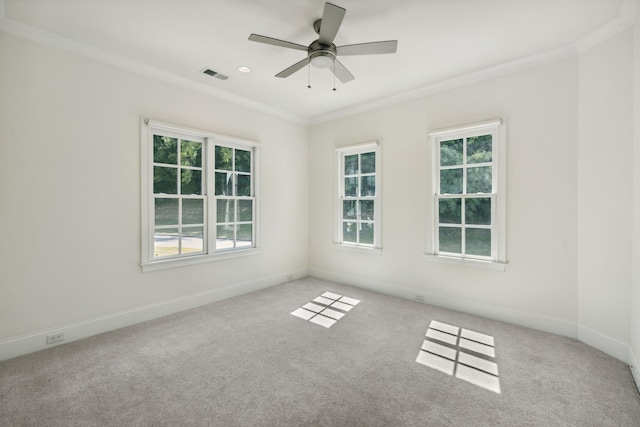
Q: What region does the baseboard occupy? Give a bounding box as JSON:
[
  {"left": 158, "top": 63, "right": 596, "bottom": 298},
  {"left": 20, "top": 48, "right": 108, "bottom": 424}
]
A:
[
  {"left": 577, "top": 325, "right": 630, "bottom": 363},
  {"left": 309, "top": 267, "right": 577, "bottom": 338},
  {"left": 0, "top": 268, "right": 309, "bottom": 361},
  {"left": 628, "top": 346, "right": 640, "bottom": 394},
  {"left": 309, "top": 268, "right": 639, "bottom": 364}
]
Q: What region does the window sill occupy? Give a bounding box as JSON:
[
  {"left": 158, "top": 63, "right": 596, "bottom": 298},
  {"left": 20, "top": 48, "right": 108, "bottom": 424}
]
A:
[
  {"left": 425, "top": 253, "right": 507, "bottom": 271},
  {"left": 335, "top": 243, "right": 382, "bottom": 255},
  {"left": 141, "top": 248, "right": 261, "bottom": 272}
]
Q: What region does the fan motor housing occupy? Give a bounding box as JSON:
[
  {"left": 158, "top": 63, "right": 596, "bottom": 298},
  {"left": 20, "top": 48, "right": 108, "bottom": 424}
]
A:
[{"left": 308, "top": 40, "right": 337, "bottom": 68}]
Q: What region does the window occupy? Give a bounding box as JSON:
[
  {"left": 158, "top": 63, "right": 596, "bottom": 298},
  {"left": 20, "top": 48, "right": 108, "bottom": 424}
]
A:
[
  {"left": 427, "top": 119, "right": 506, "bottom": 269},
  {"left": 141, "top": 119, "right": 258, "bottom": 271},
  {"left": 152, "top": 134, "right": 206, "bottom": 258},
  {"left": 214, "top": 145, "right": 254, "bottom": 250},
  {"left": 335, "top": 141, "right": 381, "bottom": 251}
]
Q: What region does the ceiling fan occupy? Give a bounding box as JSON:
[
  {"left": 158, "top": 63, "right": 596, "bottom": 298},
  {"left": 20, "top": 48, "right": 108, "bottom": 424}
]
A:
[{"left": 248, "top": 2, "right": 397, "bottom": 85}]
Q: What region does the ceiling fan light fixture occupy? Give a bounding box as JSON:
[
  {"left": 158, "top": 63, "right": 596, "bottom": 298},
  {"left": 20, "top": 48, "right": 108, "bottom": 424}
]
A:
[{"left": 310, "top": 50, "right": 335, "bottom": 69}]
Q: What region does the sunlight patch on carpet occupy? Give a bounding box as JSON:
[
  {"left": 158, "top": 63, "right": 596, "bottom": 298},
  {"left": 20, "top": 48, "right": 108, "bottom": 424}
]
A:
[
  {"left": 291, "top": 292, "right": 360, "bottom": 328},
  {"left": 416, "top": 320, "right": 501, "bottom": 394}
]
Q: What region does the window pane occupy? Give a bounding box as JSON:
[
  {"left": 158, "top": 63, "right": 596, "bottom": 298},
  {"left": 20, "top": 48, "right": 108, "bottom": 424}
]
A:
[
  {"left": 237, "top": 224, "right": 253, "bottom": 247},
  {"left": 467, "top": 166, "right": 492, "bottom": 193},
  {"left": 439, "top": 227, "right": 462, "bottom": 253},
  {"left": 467, "top": 135, "right": 492, "bottom": 164},
  {"left": 155, "top": 198, "right": 179, "bottom": 226},
  {"left": 237, "top": 174, "right": 251, "bottom": 197},
  {"left": 360, "top": 200, "right": 374, "bottom": 220},
  {"left": 180, "top": 140, "right": 202, "bottom": 167},
  {"left": 154, "top": 166, "right": 177, "bottom": 194},
  {"left": 345, "top": 154, "right": 358, "bottom": 175},
  {"left": 235, "top": 149, "right": 251, "bottom": 173},
  {"left": 216, "top": 225, "right": 235, "bottom": 249},
  {"left": 361, "top": 152, "right": 375, "bottom": 174},
  {"left": 153, "top": 136, "right": 177, "bottom": 165},
  {"left": 238, "top": 200, "right": 253, "bottom": 222},
  {"left": 181, "top": 169, "right": 202, "bottom": 195},
  {"left": 182, "top": 199, "right": 203, "bottom": 225},
  {"left": 361, "top": 176, "right": 375, "bottom": 197},
  {"left": 440, "top": 169, "right": 463, "bottom": 194},
  {"left": 343, "top": 200, "right": 357, "bottom": 220},
  {"left": 215, "top": 146, "right": 232, "bottom": 170},
  {"left": 216, "top": 199, "right": 234, "bottom": 223},
  {"left": 154, "top": 228, "right": 179, "bottom": 258},
  {"left": 215, "top": 172, "right": 233, "bottom": 196},
  {"left": 439, "top": 198, "right": 461, "bottom": 224},
  {"left": 465, "top": 198, "right": 491, "bottom": 225},
  {"left": 466, "top": 228, "right": 491, "bottom": 256},
  {"left": 344, "top": 177, "right": 357, "bottom": 197},
  {"left": 343, "top": 222, "right": 357, "bottom": 243},
  {"left": 360, "top": 223, "right": 374, "bottom": 245},
  {"left": 440, "top": 139, "right": 463, "bottom": 166},
  {"left": 182, "top": 227, "right": 204, "bottom": 253}
]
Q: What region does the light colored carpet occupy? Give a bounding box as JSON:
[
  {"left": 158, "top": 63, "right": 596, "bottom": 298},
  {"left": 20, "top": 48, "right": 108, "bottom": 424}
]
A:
[{"left": 1, "top": 277, "right": 639, "bottom": 426}]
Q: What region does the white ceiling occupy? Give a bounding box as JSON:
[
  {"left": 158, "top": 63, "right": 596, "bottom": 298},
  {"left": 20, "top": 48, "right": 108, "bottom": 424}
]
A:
[{"left": 1, "top": 0, "right": 636, "bottom": 123}]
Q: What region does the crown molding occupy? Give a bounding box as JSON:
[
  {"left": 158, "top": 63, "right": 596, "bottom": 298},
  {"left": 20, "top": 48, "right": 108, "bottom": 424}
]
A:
[
  {"left": 311, "top": 1, "right": 639, "bottom": 125},
  {"left": 0, "top": 15, "right": 309, "bottom": 126},
  {"left": 309, "top": 43, "right": 578, "bottom": 125},
  {"left": 1, "top": 0, "right": 636, "bottom": 127},
  {"left": 576, "top": 0, "right": 639, "bottom": 53}
]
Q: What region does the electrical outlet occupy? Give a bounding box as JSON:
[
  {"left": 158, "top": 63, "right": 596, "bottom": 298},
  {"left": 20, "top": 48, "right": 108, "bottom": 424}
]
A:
[
  {"left": 414, "top": 294, "right": 425, "bottom": 303},
  {"left": 46, "top": 332, "right": 65, "bottom": 344}
]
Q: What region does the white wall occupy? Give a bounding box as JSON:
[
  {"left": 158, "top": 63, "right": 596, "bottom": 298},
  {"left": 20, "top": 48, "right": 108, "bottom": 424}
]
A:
[
  {"left": 631, "top": 13, "right": 640, "bottom": 391},
  {"left": 0, "top": 33, "right": 309, "bottom": 359},
  {"left": 1, "top": 18, "right": 638, "bottom": 370},
  {"left": 577, "top": 29, "right": 634, "bottom": 361},
  {"left": 309, "top": 57, "right": 580, "bottom": 337},
  {"left": 309, "top": 26, "right": 638, "bottom": 365}
]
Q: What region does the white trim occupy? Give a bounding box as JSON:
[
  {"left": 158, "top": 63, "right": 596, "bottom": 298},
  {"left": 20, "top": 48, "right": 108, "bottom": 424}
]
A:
[
  {"left": 427, "top": 119, "right": 506, "bottom": 267},
  {"left": 425, "top": 254, "right": 506, "bottom": 271},
  {"left": 334, "top": 140, "right": 382, "bottom": 250},
  {"left": 2, "top": 6, "right": 635, "bottom": 125},
  {"left": 146, "top": 119, "right": 257, "bottom": 147},
  {"left": 576, "top": 0, "right": 640, "bottom": 53},
  {"left": 141, "top": 248, "right": 261, "bottom": 272},
  {"left": 141, "top": 119, "right": 260, "bottom": 270},
  {"left": 309, "top": 268, "right": 577, "bottom": 338},
  {"left": 0, "top": 17, "right": 307, "bottom": 125},
  {"left": 310, "top": 44, "right": 578, "bottom": 125},
  {"left": 309, "top": 268, "right": 634, "bottom": 365},
  {"left": 334, "top": 243, "right": 382, "bottom": 255},
  {"left": 0, "top": 269, "right": 309, "bottom": 361},
  {"left": 577, "top": 325, "right": 630, "bottom": 364},
  {"left": 427, "top": 119, "right": 503, "bottom": 137},
  {"left": 335, "top": 139, "right": 381, "bottom": 153},
  {"left": 630, "top": 346, "right": 640, "bottom": 394}
]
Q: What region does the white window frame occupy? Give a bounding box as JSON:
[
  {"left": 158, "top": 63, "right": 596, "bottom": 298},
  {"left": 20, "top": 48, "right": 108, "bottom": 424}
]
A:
[
  {"left": 426, "top": 119, "right": 506, "bottom": 270},
  {"left": 141, "top": 118, "right": 260, "bottom": 272},
  {"left": 335, "top": 140, "right": 382, "bottom": 254}
]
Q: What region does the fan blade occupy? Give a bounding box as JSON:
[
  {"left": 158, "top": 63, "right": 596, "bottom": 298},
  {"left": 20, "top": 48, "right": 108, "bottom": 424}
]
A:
[
  {"left": 318, "top": 3, "right": 346, "bottom": 45},
  {"left": 331, "top": 59, "right": 354, "bottom": 83},
  {"left": 337, "top": 40, "right": 398, "bottom": 56},
  {"left": 275, "top": 57, "right": 311, "bottom": 78},
  {"left": 248, "top": 34, "right": 308, "bottom": 52}
]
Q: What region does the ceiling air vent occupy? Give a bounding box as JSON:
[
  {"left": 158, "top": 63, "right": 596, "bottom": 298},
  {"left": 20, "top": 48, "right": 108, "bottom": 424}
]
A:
[{"left": 202, "top": 68, "right": 228, "bottom": 80}]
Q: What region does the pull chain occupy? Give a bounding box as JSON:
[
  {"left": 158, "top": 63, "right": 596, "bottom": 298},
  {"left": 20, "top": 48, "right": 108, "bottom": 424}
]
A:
[
  {"left": 333, "top": 60, "right": 336, "bottom": 91},
  {"left": 307, "top": 64, "right": 311, "bottom": 89}
]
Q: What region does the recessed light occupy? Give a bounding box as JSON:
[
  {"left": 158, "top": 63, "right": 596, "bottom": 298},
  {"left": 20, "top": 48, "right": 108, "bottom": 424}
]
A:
[{"left": 237, "top": 66, "right": 251, "bottom": 73}]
